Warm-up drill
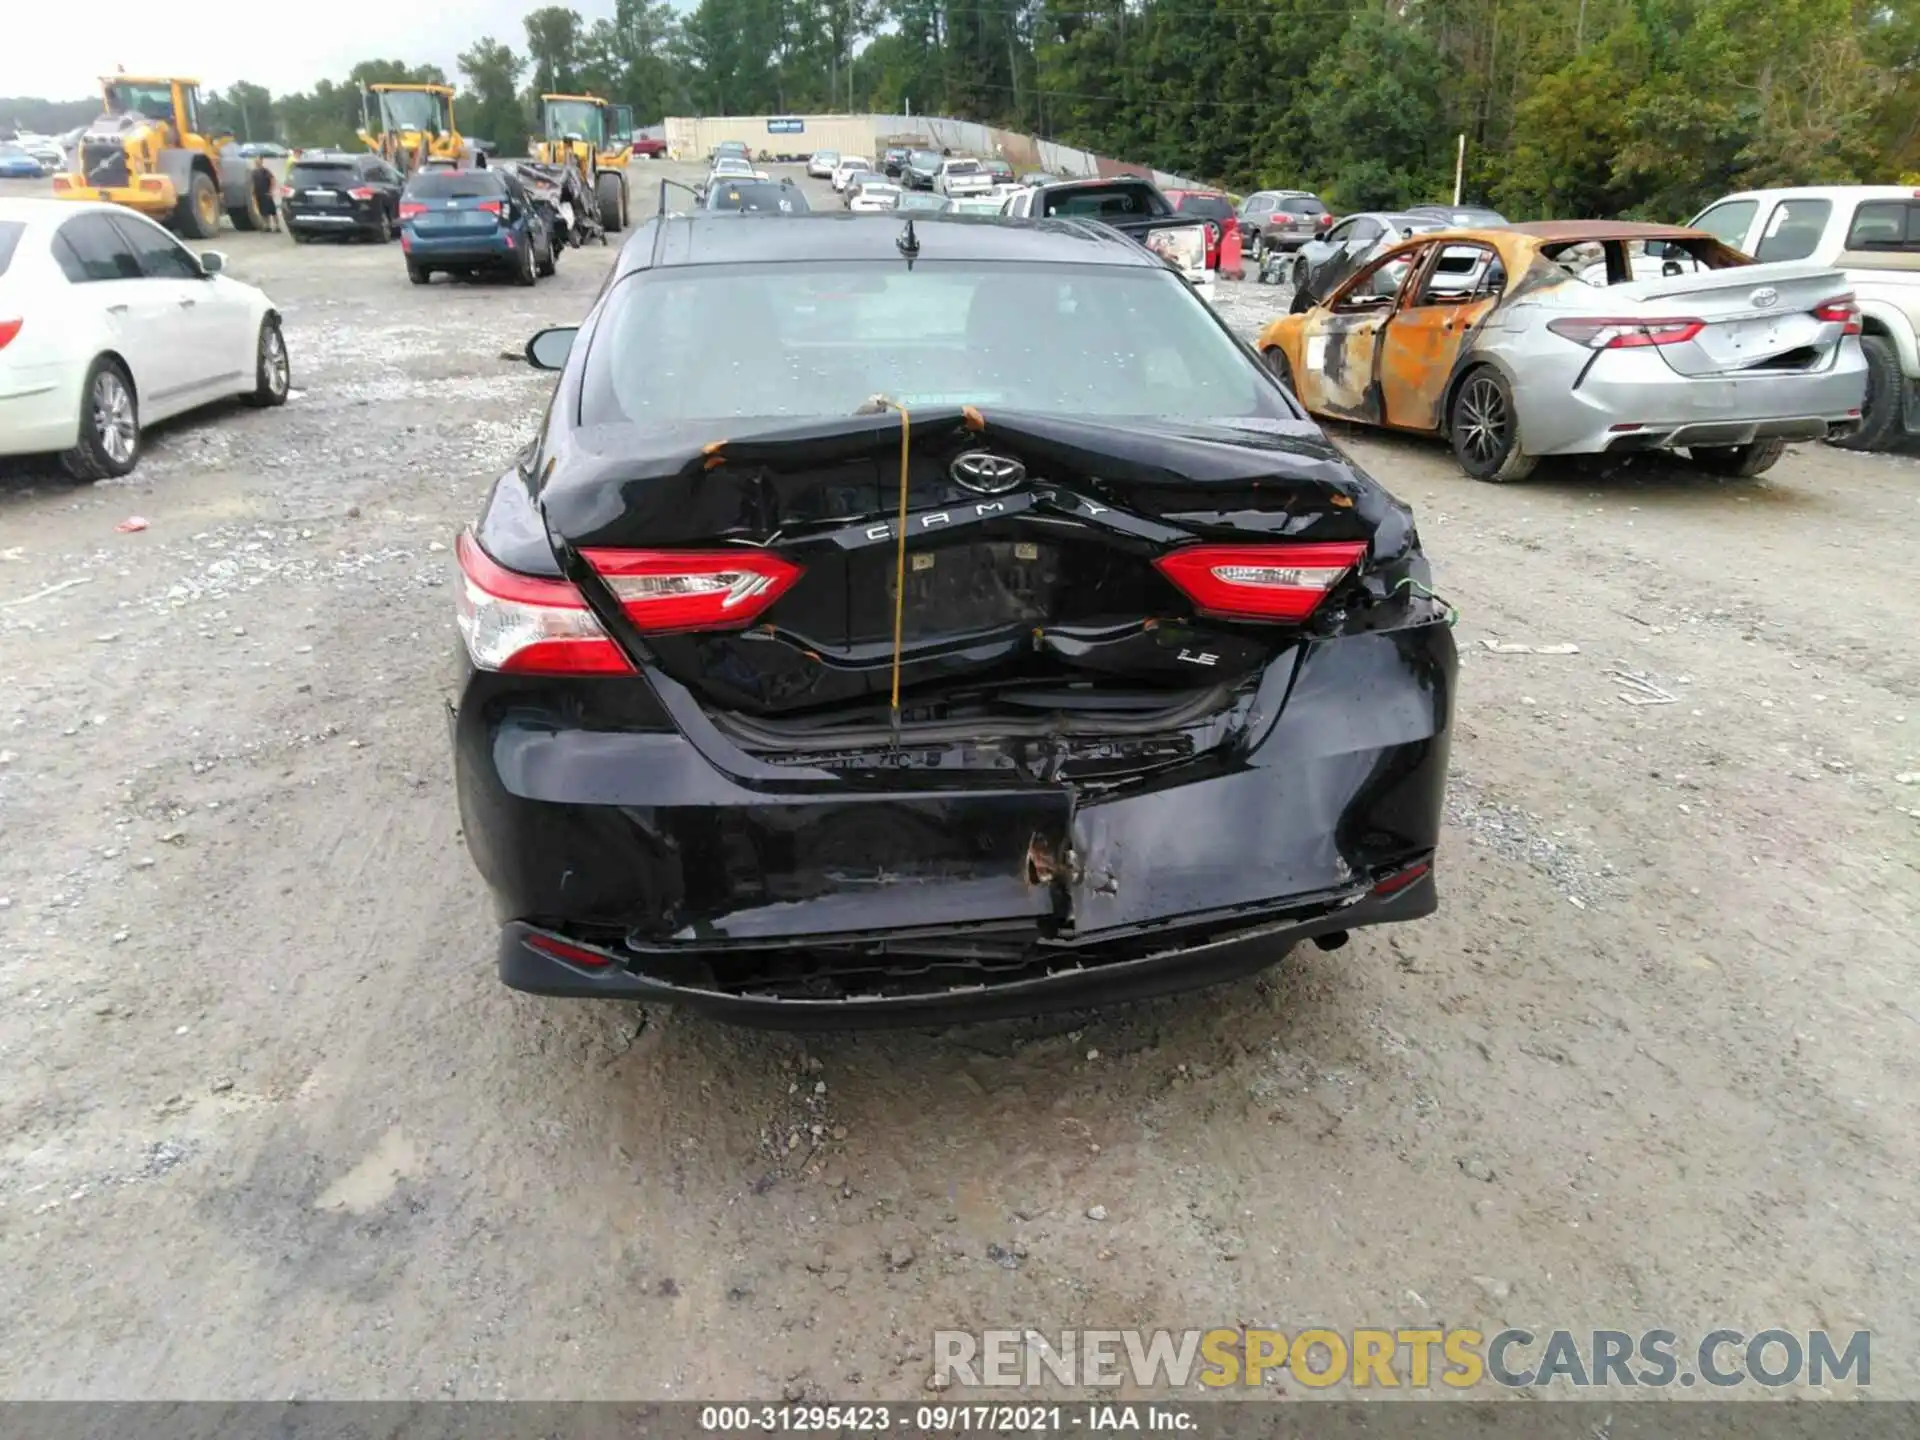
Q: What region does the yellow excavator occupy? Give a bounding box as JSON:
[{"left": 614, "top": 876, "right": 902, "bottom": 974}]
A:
[
  {"left": 530, "top": 94, "right": 633, "bottom": 232},
  {"left": 357, "top": 83, "right": 474, "bottom": 173},
  {"left": 52, "top": 75, "right": 261, "bottom": 238}
]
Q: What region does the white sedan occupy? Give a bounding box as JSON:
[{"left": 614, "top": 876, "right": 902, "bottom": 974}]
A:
[
  {"left": 0, "top": 198, "right": 288, "bottom": 480},
  {"left": 831, "top": 156, "right": 873, "bottom": 193},
  {"left": 848, "top": 181, "right": 902, "bottom": 213},
  {"left": 708, "top": 157, "right": 769, "bottom": 185},
  {"left": 806, "top": 150, "right": 840, "bottom": 179}
]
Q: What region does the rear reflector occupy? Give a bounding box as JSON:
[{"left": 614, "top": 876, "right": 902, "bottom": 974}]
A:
[
  {"left": 525, "top": 932, "right": 613, "bottom": 969},
  {"left": 0, "top": 319, "right": 19, "bottom": 351},
  {"left": 1370, "top": 859, "right": 1432, "bottom": 897},
  {"left": 1812, "top": 295, "right": 1863, "bottom": 335},
  {"left": 454, "top": 531, "right": 633, "bottom": 675},
  {"left": 579, "top": 548, "right": 804, "bottom": 634},
  {"left": 1153, "top": 541, "right": 1367, "bottom": 622},
  {"left": 1547, "top": 317, "right": 1705, "bottom": 349}
]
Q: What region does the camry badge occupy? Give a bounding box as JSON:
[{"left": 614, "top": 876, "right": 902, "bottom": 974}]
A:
[
  {"left": 1750, "top": 287, "right": 1779, "bottom": 309},
  {"left": 950, "top": 451, "right": 1026, "bottom": 494}
]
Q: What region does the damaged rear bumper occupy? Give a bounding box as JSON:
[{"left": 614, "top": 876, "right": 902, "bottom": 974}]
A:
[
  {"left": 452, "top": 620, "right": 1456, "bottom": 1025},
  {"left": 496, "top": 868, "right": 1435, "bottom": 1026}
]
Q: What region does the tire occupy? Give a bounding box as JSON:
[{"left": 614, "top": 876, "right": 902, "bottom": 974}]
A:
[
  {"left": 1449, "top": 366, "right": 1537, "bottom": 482},
  {"left": 596, "top": 172, "right": 625, "bottom": 232},
  {"left": 177, "top": 171, "right": 221, "bottom": 239},
  {"left": 1828, "top": 333, "right": 1903, "bottom": 451},
  {"left": 244, "top": 316, "right": 291, "bottom": 409},
  {"left": 513, "top": 238, "right": 536, "bottom": 286},
  {"left": 536, "top": 231, "right": 556, "bottom": 277},
  {"left": 1288, "top": 283, "right": 1313, "bottom": 315},
  {"left": 368, "top": 210, "right": 393, "bottom": 244},
  {"left": 1262, "top": 346, "right": 1297, "bottom": 397},
  {"left": 60, "top": 357, "right": 140, "bottom": 482},
  {"left": 407, "top": 263, "right": 430, "bottom": 285},
  {"left": 228, "top": 187, "right": 262, "bottom": 232},
  {"left": 1689, "top": 438, "right": 1785, "bottom": 477},
  {"left": 290, "top": 226, "right": 312, "bottom": 244}
]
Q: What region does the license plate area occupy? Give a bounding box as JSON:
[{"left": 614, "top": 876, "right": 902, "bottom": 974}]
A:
[{"left": 871, "top": 540, "right": 1063, "bottom": 643}]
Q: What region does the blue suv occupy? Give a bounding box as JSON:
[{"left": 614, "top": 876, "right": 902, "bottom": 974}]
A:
[{"left": 399, "top": 168, "right": 553, "bottom": 286}]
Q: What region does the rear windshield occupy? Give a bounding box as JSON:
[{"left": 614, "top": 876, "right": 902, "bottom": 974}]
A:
[
  {"left": 709, "top": 182, "right": 811, "bottom": 213},
  {"left": 1278, "top": 197, "right": 1329, "bottom": 215},
  {"left": 946, "top": 159, "right": 980, "bottom": 174},
  {"left": 288, "top": 162, "right": 357, "bottom": 185},
  {"left": 581, "top": 261, "right": 1276, "bottom": 428},
  {"left": 1174, "top": 194, "right": 1233, "bottom": 220},
  {"left": 1040, "top": 184, "right": 1169, "bottom": 219},
  {"left": 1846, "top": 200, "right": 1920, "bottom": 251},
  {"left": 0, "top": 221, "right": 22, "bottom": 277},
  {"left": 404, "top": 171, "right": 506, "bottom": 199}
]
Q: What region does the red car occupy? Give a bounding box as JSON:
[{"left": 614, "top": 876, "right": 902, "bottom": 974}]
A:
[
  {"left": 630, "top": 136, "right": 667, "bottom": 159},
  {"left": 1163, "top": 189, "right": 1238, "bottom": 269}
]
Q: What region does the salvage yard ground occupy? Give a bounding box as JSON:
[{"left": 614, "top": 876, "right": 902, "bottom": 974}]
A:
[{"left": 1, "top": 163, "right": 1917, "bottom": 1399}]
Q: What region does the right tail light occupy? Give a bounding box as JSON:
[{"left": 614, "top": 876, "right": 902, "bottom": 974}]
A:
[
  {"left": 1813, "top": 296, "right": 1863, "bottom": 335},
  {"left": 1154, "top": 542, "right": 1367, "bottom": 622}
]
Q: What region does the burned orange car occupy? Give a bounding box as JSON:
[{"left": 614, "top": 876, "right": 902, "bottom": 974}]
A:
[{"left": 1255, "top": 222, "right": 1869, "bottom": 481}]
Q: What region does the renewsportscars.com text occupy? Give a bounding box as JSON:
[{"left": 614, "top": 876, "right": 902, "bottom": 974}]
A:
[{"left": 932, "top": 1328, "right": 1871, "bottom": 1390}]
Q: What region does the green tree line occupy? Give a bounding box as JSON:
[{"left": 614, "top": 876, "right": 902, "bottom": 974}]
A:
[{"left": 8, "top": 0, "right": 1917, "bottom": 219}]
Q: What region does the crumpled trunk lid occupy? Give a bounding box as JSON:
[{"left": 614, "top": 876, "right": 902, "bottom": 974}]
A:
[
  {"left": 1608, "top": 260, "right": 1852, "bottom": 377},
  {"left": 538, "top": 408, "right": 1409, "bottom": 729}
]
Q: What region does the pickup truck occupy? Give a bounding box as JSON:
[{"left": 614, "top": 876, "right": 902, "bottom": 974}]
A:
[
  {"left": 1689, "top": 186, "right": 1920, "bottom": 450},
  {"left": 1001, "top": 178, "right": 1215, "bottom": 290}
]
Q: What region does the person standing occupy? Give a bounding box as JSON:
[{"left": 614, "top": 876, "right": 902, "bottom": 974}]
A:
[{"left": 251, "top": 155, "right": 280, "bottom": 233}]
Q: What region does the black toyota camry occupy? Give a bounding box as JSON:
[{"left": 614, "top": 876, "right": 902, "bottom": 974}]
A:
[{"left": 450, "top": 211, "right": 1457, "bottom": 1025}]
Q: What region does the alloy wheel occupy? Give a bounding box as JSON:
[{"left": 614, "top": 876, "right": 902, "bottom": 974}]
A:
[
  {"left": 1458, "top": 376, "right": 1508, "bottom": 466},
  {"left": 94, "top": 372, "right": 136, "bottom": 466},
  {"left": 264, "top": 327, "right": 290, "bottom": 397}
]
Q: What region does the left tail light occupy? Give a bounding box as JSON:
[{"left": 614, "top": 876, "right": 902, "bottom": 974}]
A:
[
  {"left": 0, "top": 319, "right": 20, "bottom": 351},
  {"left": 348, "top": 186, "right": 375, "bottom": 200},
  {"left": 1546, "top": 317, "right": 1705, "bottom": 349},
  {"left": 398, "top": 202, "right": 426, "bottom": 219},
  {"left": 1154, "top": 541, "right": 1367, "bottom": 622},
  {"left": 454, "top": 532, "right": 632, "bottom": 675},
  {"left": 278, "top": 185, "right": 293, "bottom": 199},
  {"left": 580, "top": 548, "right": 804, "bottom": 634},
  {"left": 1813, "top": 296, "right": 1863, "bottom": 335}
]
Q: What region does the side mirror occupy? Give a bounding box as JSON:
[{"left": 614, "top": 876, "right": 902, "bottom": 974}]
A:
[
  {"left": 526, "top": 327, "right": 577, "bottom": 371},
  {"left": 198, "top": 250, "right": 226, "bottom": 275}
]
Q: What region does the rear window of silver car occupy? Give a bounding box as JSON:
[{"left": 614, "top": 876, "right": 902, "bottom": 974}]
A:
[{"left": 580, "top": 262, "right": 1275, "bottom": 427}]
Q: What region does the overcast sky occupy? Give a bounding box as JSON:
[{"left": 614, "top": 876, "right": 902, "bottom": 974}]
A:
[{"left": 4, "top": 2, "right": 628, "bottom": 102}]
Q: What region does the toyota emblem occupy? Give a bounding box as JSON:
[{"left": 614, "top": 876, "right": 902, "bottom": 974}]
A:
[
  {"left": 950, "top": 451, "right": 1026, "bottom": 494},
  {"left": 1750, "top": 286, "right": 1779, "bottom": 309}
]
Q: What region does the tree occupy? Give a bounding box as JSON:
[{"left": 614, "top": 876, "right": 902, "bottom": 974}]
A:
[
  {"left": 459, "top": 38, "right": 529, "bottom": 150},
  {"left": 525, "top": 7, "right": 587, "bottom": 95},
  {"left": 1302, "top": 9, "right": 1446, "bottom": 210}
]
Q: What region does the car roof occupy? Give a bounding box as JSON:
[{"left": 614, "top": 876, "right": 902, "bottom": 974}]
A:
[
  {"left": 616, "top": 212, "right": 1162, "bottom": 276},
  {"left": 0, "top": 196, "right": 125, "bottom": 224},
  {"left": 1700, "top": 186, "right": 1917, "bottom": 206},
  {"left": 1502, "top": 220, "right": 1709, "bottom": 242}
]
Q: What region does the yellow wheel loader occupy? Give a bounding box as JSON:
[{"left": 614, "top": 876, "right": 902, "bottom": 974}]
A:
[
  {"left": 531, "top": 94, "right": 634, "bottom": 233},
  {"left": 357, "top": 83, "right": 474, "bottom": 174},
  {"left": 52, "top": 76, "right": 262, "bottom": 238}
]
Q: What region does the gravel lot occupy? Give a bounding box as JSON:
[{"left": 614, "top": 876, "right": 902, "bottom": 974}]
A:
[{"left": 2, "top": 162, "right": 1918, "bottom": 1400}]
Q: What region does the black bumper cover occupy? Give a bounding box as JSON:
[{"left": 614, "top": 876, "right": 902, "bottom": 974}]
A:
[{"left": 455, "top": 617, "right": 1456, "bottom": 1026}]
